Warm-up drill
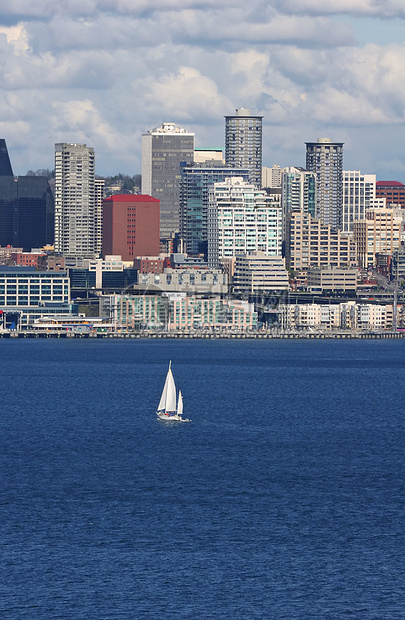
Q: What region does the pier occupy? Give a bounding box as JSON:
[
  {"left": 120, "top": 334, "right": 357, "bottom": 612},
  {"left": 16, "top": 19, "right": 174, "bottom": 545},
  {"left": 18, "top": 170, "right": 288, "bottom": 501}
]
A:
[{"left": 0, "top": 330, "right": 404, "bottom": 340}]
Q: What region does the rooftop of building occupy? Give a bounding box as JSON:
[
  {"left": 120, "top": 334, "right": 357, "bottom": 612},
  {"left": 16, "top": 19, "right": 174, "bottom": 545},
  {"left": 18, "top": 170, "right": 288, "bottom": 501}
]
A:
[
  {"left": 376, "top": 181, "right": 405, "bottom": 188},
  {"left": 103, "top": 194, "right": 159, "bottom": 203}
]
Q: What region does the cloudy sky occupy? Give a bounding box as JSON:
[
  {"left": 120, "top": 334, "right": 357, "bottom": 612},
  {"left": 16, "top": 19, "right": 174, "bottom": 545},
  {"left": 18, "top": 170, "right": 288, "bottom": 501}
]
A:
[{"left": 1, "top": 0, "right": 405, "bottom": 180}]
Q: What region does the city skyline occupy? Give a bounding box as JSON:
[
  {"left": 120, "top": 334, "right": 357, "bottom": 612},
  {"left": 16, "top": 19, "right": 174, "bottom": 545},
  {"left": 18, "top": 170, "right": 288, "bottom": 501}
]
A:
[{"left": 1, "top": 2, "right": 405, "bottom": 180}]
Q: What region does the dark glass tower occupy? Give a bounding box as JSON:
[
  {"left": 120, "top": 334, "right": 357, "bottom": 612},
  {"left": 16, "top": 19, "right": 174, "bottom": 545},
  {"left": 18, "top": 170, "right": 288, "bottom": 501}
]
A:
[
  {"left": 0, "top": 139, "right": 54, "bottom": 250},
  {"left": 0, "top": 139, "right": 14, "bottom": 176},
  {"left": 180, "top": 162, "right": 250, "bottom": 257}
]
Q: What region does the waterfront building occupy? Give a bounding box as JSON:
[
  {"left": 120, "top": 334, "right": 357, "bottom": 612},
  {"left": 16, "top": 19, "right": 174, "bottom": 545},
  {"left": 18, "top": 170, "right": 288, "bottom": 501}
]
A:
[
  {"left": 233, "top": 252, "right": 289, "bottom": 293},
  {"left": 278, "top": 301, "right": 400, "bottom": 331},
  {"left": 225, "top": 108, "right": 263, "bottom": 187},
  {"left": 54, "top": 142, "right": 96, "bottom": 259},
  {"left": 0, "top": 266, "right": 73, "bottom": 328},
  {"left": 376, "top": 181, "right": 405, "bottom": 208},
  {"left": 141, "top": 122, "right": 195, "bottom": 238},
  {"left": 353, "top": 207, "right": 401, "bottom": 269},
  {"left": 102, "top": 194, "right": 160, "bottom": 261},
  {"left": 180, "top": 162, "right": 250, "bottom": 256},
  {"left": 305, "top": 138, "right": 344, "bottom": 229},
  {"left": 342, "top": 171, "right": 376, "bottom": 233},
  {"left": 286, "top": 212, "right": 356, "bottom": 271},
  {"left": 208, "top": 177, "right": 283, "bottom": 268},
  {"left": 101, "top": 293, "right": 257, "bottom": 332}
]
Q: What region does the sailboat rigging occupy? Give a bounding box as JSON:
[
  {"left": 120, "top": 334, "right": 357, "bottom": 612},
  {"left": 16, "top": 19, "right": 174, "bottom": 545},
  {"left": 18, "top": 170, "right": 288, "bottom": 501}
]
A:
[{"left": 157, "top": 362, "right": 190, "bottom": 422}]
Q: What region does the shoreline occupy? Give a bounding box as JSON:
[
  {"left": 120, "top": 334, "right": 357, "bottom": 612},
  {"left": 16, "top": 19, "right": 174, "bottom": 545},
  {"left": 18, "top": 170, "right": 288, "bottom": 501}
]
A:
[{"left": 1, "top": 330, "right": 404, "bottom": 340}]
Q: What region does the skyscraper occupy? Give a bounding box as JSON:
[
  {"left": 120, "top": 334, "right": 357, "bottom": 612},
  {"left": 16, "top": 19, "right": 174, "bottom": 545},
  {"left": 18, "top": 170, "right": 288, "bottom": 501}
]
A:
[
  {"left": 0, "top": 139, "right": 54, "bottom": 250},
  {"left": 224, "top": 108, "right": 263, "bottom": 187},
  {"left": 305, "top": 138, "right": 344, "bottom": 229},
  {"left": 141, "top": 122, "right": 195, "bottom": 239},
  {"left": 54, "top": 143, "right": 95, "bottom": 258},
  {"left": 102, "top": 194, "right": 160, "bottom": 260},
  {"left": 0, "top": 138, "right": 13, "bottom": 176},
  {"left": 208, "top": 177, "right": 283, "bottom": 268},
  {"left": 180, "top": 161, "right": 250, "bottom": 257},
  {"left": 342, "top": 171, "right": 376, "bottom": 233}
]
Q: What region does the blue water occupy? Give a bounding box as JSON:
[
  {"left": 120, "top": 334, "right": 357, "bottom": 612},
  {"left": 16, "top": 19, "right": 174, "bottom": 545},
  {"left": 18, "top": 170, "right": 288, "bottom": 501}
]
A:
[{"left": 0, "top": 339, "right": 404, "bottom": 619}]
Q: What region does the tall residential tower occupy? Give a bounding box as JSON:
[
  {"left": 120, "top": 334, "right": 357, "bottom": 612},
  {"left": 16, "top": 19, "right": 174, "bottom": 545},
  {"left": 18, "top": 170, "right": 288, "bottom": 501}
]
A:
[
  {"left": 305, "top": 138, "right": 344, "bottom": 229},
  {"left": 225, "top": 108, "right": 263, "bottom": 187},
  {"left": 54, "top": 143, "right": 96, "bottom": 259}
]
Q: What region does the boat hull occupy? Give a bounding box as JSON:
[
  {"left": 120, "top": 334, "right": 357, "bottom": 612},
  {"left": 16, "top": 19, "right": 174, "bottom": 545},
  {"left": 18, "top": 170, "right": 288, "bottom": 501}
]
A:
[{"left": 157, "top": 411, "right": 190, "bottom": 422}]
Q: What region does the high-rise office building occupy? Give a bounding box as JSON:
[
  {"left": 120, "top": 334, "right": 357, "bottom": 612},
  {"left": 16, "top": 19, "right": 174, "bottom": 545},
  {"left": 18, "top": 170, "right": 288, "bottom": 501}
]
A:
[
  {"left": 0, "top": 139, "right": 54, "bottom": 250},
  {"left": 180, "top": 161, "right": 250, "bottom": 257},
  {"left": 225, "top": 108, "right": 263, "bottom": 187},
  {"left": 102, "top": 194, "right": 160, "bottom": 260},
  {"left": 375, "top": 181, "right": 405, "bottom": 208},
  {"left": 353, "top": 207, "right": 401, "bottom": 269},
  {"left": 0, "top": 138, "right": 13, "bottom": 176},
  {"left": 281, "top": 167, "right": 316, "bottom": 239},
  {"left": 305, "top": 138, "right": 344, "bottom": 229},
  {"left": 286, "top": 212, "right": 356, "bottom": 271},
  {"left": 54, "top": 142, "right": 96, "bottom": 258},
  {"left": 141, "top": 122, "right": 195, "bottom": 239},
  {"left": 342, "top": 171, "right": 376, "bottom": 233}
]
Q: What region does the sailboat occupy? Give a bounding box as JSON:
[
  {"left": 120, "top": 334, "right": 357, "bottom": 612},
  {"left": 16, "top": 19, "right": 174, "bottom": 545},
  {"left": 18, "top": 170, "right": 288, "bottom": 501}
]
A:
[{"left": 157, "top": 362, "right": 190, "bottom": 422}]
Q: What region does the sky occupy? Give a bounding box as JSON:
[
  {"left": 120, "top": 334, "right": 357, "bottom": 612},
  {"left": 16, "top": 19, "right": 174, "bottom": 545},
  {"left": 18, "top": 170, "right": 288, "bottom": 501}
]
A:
[{"left": 1, "top": 0, "right": 405, "bottom": 180}]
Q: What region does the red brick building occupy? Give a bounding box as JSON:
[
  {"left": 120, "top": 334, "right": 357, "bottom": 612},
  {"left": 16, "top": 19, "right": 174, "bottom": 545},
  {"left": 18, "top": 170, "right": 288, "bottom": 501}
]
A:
[
  {"left": 376, "top": 181, "right": 405, "bottom": 208},
  {"left": 102, "top": 195, "right": 160, "bottom": 260},
  {"left": 11, "top": 252, "right": 46, "bottom": 267}
]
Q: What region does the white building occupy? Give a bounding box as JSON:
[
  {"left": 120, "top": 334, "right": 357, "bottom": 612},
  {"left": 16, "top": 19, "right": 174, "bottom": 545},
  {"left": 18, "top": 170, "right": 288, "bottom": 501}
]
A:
[
  {"left": 233, "top": 252, "right": 289, "bottom": 293},
  {"left": 54, "top": 143, "right": 96, "bottom": 259},
  {"left": 262, "top": 165, "right": 282, "bottom": 189},
  {"left": 208, "top": 177, "right": 283, "bottom": 267},
  {"left": 342, "top": 171, "right": 376, "bottom": 233},
  {"left": 141, "top": 122, "right": 195, "bottom": 238}
]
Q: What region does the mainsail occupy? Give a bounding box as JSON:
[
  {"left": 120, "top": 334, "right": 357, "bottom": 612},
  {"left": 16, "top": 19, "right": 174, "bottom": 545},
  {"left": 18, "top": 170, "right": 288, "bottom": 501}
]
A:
[{"left": 157, "top": 362, "right": 177, "bottom": 413}]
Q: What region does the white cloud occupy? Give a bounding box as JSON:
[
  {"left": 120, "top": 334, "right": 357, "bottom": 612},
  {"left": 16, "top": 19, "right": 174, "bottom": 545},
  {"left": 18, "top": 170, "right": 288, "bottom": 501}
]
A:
[
  {"left": 279, "top": 0, "right": 405, "bottom": 18},
  {"left": 0, "top": 0, "right": 404, "bottom": 178}
]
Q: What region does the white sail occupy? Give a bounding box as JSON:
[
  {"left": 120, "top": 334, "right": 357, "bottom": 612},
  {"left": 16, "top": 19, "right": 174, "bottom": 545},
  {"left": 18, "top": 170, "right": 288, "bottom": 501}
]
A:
[
  {"left": 177, "top": 390, "right": 183, "bottom": 416},
  {"left": 165, "top": 367, "right": 177, "bottom": 412},
  {"left": 157, "top": 362, "right": 177, "bottom": 413}
]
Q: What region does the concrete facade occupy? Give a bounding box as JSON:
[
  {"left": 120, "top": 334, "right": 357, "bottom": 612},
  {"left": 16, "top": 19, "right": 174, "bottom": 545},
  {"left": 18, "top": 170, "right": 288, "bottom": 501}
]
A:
[
  {"left": 141, "top": 122, "right": 195, "bottom": 238},
  {"left": 286, "top": 212, "right": 356, "bottom": 271},
  {"left": 353, "top": 207, "right": 401, "bottom": 269},
  {"left": 54, "top": 142, "right": 96, "bottom": 259},
  {"left": 233, "top": 252, "right": 289, "bottom": 293}
]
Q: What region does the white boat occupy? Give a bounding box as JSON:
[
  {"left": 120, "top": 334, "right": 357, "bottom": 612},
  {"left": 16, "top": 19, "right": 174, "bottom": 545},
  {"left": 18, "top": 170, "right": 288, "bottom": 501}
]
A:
[{"left": 157, "top": 361, "right": 190, "bottom": 422}]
